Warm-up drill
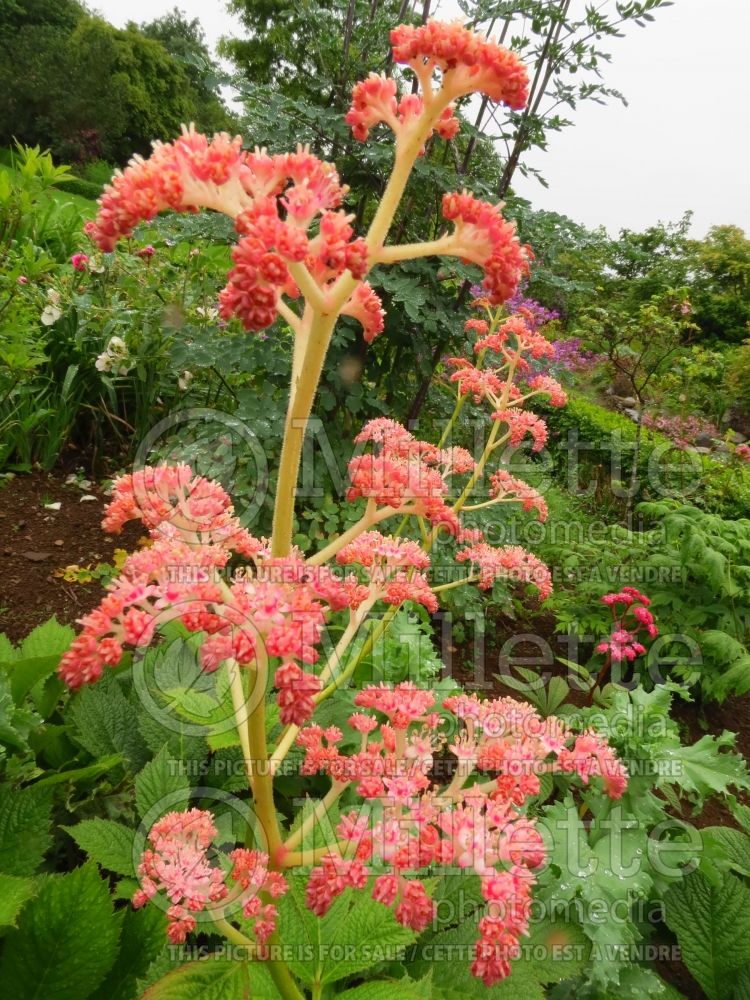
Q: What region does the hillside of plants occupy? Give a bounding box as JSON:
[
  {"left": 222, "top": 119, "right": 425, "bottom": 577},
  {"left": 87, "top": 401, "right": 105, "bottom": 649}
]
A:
[{"left": 1, "top": 2, "right": 750, "bottom": 999}]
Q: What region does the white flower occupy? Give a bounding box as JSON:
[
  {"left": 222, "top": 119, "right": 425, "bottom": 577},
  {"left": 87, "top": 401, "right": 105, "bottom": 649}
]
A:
[
  {"left": 178, "top": 370, "right": 193, "bottom": 391},
  {"left": 41, "top": 305, "right": 62, "bottom": 326},
  {"left": 196, "top": 306, "right": 219, "bottom": 322},
  {"left": 107, "top": 336, "right": 128, "bottom": 356},
  {"left": 96, "top": 337, "right": 133, "bottom": 374},
  {"left": 47, "top": 288, "right": 61, "bottom": 306},
  {"left": 88, "top": 259, "right": 105, "bottom": 274}
]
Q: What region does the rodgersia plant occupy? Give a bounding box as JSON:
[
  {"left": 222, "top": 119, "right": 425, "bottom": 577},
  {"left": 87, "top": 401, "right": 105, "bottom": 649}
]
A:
[{"left": 62, "top": 19, "right": 630, "bottom": 997}]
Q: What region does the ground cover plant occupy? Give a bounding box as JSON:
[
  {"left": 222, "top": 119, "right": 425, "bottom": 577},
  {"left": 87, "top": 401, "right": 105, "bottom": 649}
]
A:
[{"left": 1, "top": 9, "right": 750, "bottom": 1000}]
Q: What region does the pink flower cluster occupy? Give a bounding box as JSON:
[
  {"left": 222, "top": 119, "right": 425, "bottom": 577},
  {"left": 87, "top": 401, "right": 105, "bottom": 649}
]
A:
[
  {"left": 59, "top": 466, "right": 349, "bottom": 728},
  {"left": 132, "top": 809, "right": 228, "bottom": 944},
  {"left": 494, "top": 409, "right": 549, "bottom": 452},
  {"left": 442, "top": 192, "right": 531, "bottom": 304},
  {"left": 132, "top": 809, "right": 288, "bottom": 947},
  {"left": 346, "top": 418, "right": 464, "bottom": 535},
  {"left": 456, "top": 542, "right": 552, "bottom": 599},
  {"left": 597, "top": 588, "right": 658, "bottom": 662},
  {"left": 474, "top": 315, "right": 554, "bottom": 360},
  {"left": 84, "top": 127, "right": 383, "bottom": 340},
  {"left": 337, "top": 531, "right": 437, "bottom": 613},
  {"left": 297, "top": 684, "right": 626, "bottom": 984},
  {"left": 489, "top": 469, "right": 548, "bottom": 522},
  {"left": 229, "top": 848, "right": 288, "bottom": 946},
  {"left": 446, "top": 356, "right": 504, "bottom": 403},
  {"left": 346, "top": 73, "right": 459, "bottom": 148},
  {"left": 390, "top": 20, "right": 530, "bottom": 107}
]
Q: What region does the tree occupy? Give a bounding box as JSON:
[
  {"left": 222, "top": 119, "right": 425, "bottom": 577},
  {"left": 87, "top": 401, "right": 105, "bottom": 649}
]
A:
[
  {"left": 0, "top": 3, "right": 233, "bottom": 164},
  {"left": 140, "top": 8, "right": 234, "bottom": 133},
  {"left": 461, "top": 0, "right": 674, "bottom": 197},
  {"left": 579, "top": 288, "right": 698, "bottom": 519},
  {"left": 691, "top": 226, "right": 750, "bottom": 344}
]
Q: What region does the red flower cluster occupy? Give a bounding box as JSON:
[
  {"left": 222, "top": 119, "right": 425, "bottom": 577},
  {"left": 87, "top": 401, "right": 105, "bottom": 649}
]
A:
[
  {"left": 390, "top": 20, "right": 529, "bottom": 107},
  {"left": 597, "top": 588, "right": 658, "bottom": 662},
  {"left": 442, "top": 192, "right": 531, "bottom": 304}
]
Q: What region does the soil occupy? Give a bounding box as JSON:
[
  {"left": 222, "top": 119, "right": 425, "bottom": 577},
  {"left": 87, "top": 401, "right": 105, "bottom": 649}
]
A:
[{"left": 0, "top": 468, "right": 141, "bottom": 643}]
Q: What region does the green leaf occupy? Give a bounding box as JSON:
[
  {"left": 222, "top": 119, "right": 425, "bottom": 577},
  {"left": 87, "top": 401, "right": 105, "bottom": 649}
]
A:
[
  {"left": 67, "top": 673, "right": 149, "bottom": 772},
  {"left": 665, "top": 871, "right": 750, "bottom": 1000},
  {"left": 660, "top": 731, "right": 750, "bottom": 802},
  {"left": 32, "top": 753, "right": 123, "bottom": 787},
  {"left": 0, "top": 783, "right": 52, "bottom": 875},
  {"left": 318, "top": 891, "right": 418, "bottom": 985},
  {"left": 0, "top": 863, "right": 121, "bottom": 1000},
  {"left": 278, "top": 874, "right": 416, "bottom": 987},
  {"left": 703, "top": 826, "right": 750, "bottom": 876},
  {"left": 135, "top": 745, "right": 191, "bottom": 822},
  {"left": 0, "top": 874, "right": 37, "bottom": 932},
  {"left": 91, "top": 906, "right": 167, "bottom": 1000},
  {"left": 141, "top": 956, "right": 277, "bottom": 999},
  {"left": 63, "top": 819, "right": 137, "bottom": 877},
  {"left": 6, "top": 655, "right": 62, "bottom": 704},
  {"left": 19, "top": 617, "right": 75, "bottom": 659},
  {"left": 336, "top": 977, "right": 433, "bottom": 999}
]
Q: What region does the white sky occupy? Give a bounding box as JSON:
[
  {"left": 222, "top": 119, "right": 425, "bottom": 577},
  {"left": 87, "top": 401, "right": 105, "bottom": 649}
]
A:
[{"left": 92, "top": 0, "right": 749, "bottom": 239}]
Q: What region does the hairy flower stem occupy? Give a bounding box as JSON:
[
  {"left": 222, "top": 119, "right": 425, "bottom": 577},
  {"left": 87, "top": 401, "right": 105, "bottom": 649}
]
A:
[
  {"left": 270, "top": 94, "right": 453, "bottom": 559},
  {"left": 284, "top": 781, "right": 347, "bottom": 853},
  {"left": 269, "top": 598, "right": 378, "bottom": 772},
  {"left": 244, "top": 649, "right": 284, "bottom": 867},
  {"left": 271, "top": 310, "right": 338, "bottom": 556},
  {"left": 226, "top": 658, "right": 254, "bottom": 791}
]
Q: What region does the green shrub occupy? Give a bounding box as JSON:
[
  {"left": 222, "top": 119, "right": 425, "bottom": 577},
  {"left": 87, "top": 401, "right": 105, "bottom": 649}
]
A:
[
  {"left": 540, "top": 392, "right": 750, "bottom": 520},
  {"left": 80, "top": 159, "right": 115, "bottom": 187},
  {"left": 57, "top": 175, "right": 101, "bottom": 200}
]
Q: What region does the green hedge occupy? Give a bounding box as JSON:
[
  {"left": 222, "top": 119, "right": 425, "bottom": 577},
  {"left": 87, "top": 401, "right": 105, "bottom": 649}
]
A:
[
  {"left": 540, "top": 393, "right": 750, "bottom": 520},
  {"left": 58, "top": 176, "right": 101, "bottom": 200}
]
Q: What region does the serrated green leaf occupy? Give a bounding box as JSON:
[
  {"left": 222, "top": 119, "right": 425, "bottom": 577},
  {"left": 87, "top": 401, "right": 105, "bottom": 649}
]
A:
[
  {"left": 91, "top": 906, "right": 167, "bottom": 1000},
  {"left": 0, "top": 873, "right": 36, "bottom": 932},
  {"left": 141, "top": 956, "right": 276, "bottom": 998},
  {"left": 32, "top": 753, "right": 122, "bottom": 788},
  {"left": 665, "top": 871, "right": 750, "bottom": 1000},
  {"left": 6, "top": 654, "right": 62, "bottom": 704},
  {"left": 136, "top": 745, "right": 190, "bottom": 822},
  {"left": 0, "top": 783, "right": 52, "bottom": 875},
  {"left": 0, "top": 863, "right": 121, "bottom": 1000},
  {"left": 703, "top": 826, "right": 750, "bottom": 876},
  {"left": 318, "top": 891, "right": 417, "bottom": 985},
  {"left": 67, "top": 673, "right": 148, "bottom": 772},
  {"left": 19, "top": 617, "right": 75, "bottom": 659},
  {"left": 63, "top": 819, "right": 137, "bottom": 877},
  {"left": 336, "top": 977, "right": 433, "bottom": 999},
  {"left": 660, "top": 731, "right": 750, "bottom": 802}
]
